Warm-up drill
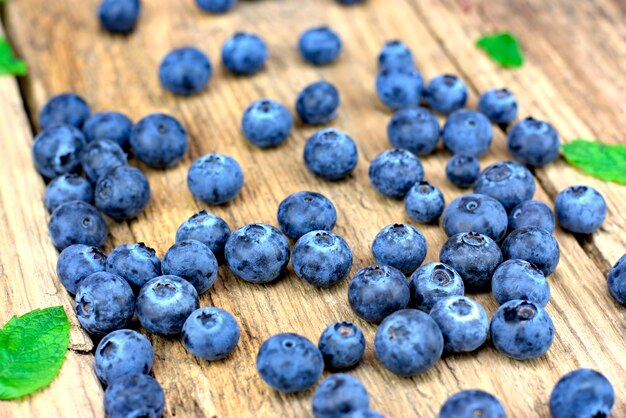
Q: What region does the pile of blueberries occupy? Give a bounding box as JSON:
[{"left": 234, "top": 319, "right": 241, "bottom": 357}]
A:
[{"left": 27, "top": 0, "right": 626, "bottom": 417}]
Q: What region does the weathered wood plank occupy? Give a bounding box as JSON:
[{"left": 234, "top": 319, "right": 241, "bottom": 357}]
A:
[{"left": 1, "top": 0, "right": 625, "bottom": 417}]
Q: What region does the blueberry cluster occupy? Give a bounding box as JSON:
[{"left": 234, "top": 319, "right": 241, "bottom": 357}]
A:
[{"left": 32, "top": 1, "right": 622, "bottom": 416}]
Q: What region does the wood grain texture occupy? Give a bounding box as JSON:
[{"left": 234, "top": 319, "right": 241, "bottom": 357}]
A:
[{"left": 1, "top": 0, "right": 625, "bottom": 417}]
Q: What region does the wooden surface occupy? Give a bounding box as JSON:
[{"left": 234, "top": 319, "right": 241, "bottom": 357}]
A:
[{"left": 1, "top": 0, "right": 625, "bottom": 417}]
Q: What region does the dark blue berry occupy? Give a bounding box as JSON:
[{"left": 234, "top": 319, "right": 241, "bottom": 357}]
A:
[
  {"left": 162, "top": 239, "right": 218, "bottom": 294},
  {"left": 296, "top": 81, "right": 340, "bottom": 125},
  {"left": 442, "top": 193, "right": 508, "bottom": 242},
  {"left": 299, "top": 26, "right": 342, "bottom": 66},
  {"left": 48, "top": 201, "right": 107, "bottom": 251},
  {"left": 159, "top": 47, "right": 212, "bottom": 96},
  {"left": 82, "top": 111, "right": 133, "bottom": 150},
  {"left": 277, "top": 191, "right": 337, "bottom": 240},
  {"left": 318, "top": 321, "right": 365, "bottom": 370},
  {"left": 182, "top": 307, "right": 240, "bottom": 361},
  {"left": 549, "top": 369, "right": 614, "bottom": 418},
  {"left": 104, "top": 373, "right": 164, "bottom": 418},
  {"left": 424, "top": 74, "right": 468, "bottom": 115},
  {"left": 429, "top": 296, "right": 489, "bottom": 353},
  {"left": 508, "top": 200, "right": 555, "bottom": 233},
  {"left": 81, "top": 138, "right": 128, "bottom": 183},
  {"left": 95, "top": 329, "right": 153, "bottom": 386},
  {"left": 195, "top": 0, "right": 236, "bottom": 13},
  {"left": 492, "top": 259, "right": 550, "bottom": 307},
  {"left": 442, "top": 109, "right": 493, "bottom": 157},
  {"left": 501, "top": 227, "right": 560, "bottom": 276},
  {"left": 303, "top": 129, "right": 358, "bottom": 180},
  {"left": 187, "top": 153, "right": 244, "bottom": 205},
  {"left": 293, "top": 231, "right": 352, "bottom": 288},
  {"left": 555, "top": 185, "right": 607, "bottom": 234},
  {"left": 372, "top": 223, "right": 427, "bottom": 275},
  {"left": 241, "top": 99, "right": 293, "bottom": 148},
  {"left": 478, "top": 88, "right": 518, "bottom": 124},
  {"left": 57, "top": 244, "right": 107, "bottom": 294},
  {"left": 175, "top": 210, "right": 231, "bottom": 260},
  {"left": 438, "top": 390, "right": 506, "bottom": 418},
  {"left": 98, "top": 0, "right": 141, "bottom": 34},
  {"left": 474, "top": 161, "right": 535, "bottom": 212},
  {"left": 445, "top": 153, "right": 480, "bottom": 188},
  {"left": 409, "top": 262, "right": 464, "bottom": 312},
  {"left": 507, "top": 117, "right": 560, "bottom": 167},
  {"left": 106, "top": 242, "right": 161, "bottom": 289},
  {"left": 375, "top": 67, "right": 424, "bottom": 110},
  {"left": 95, "top": 165, "right": 151, "bottom": 220},
  {"left": 39, "top": 93, "right": 90, "bottom": 130},
  {"left": 312, "top": 374, "right": 370, "bottom": 418},
  {"left": 404, "top": 181, "right": 445, "bottom": 224},
  {"left": 130, "top": 113, "right": 188, "bottom": 168},
  {"left": 387, "top": 107, "right": 440, "bottom": 156},
  {"left": 369, "top": 149, "right": 424, "bottom": 198},
  {"left": 45, "top": 174, "right": 94, "bottom": 213},
  {"left": 608, "top": 254, "right": 626, "bottom": 306},
  {"left": 222, "top": 32, "right": 268, "bottom": 75},
  {"left": 378, "top": 40, "right": 414, "bottom": 70},
  {"left": 32, "top": 125, "right": 86, "bottom": 179}
]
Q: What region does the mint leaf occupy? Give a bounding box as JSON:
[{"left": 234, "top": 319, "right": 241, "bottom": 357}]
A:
[
  {"left": 562, "top": 140, "right": 626, "bottom": 185},
  {"left": 0, "top": 307, "right": 70, "bottom": 400},
  {"left": 0, "top": 37, "right": 28, "bottom": 76},
  {"left": 476, "top": 32, "right": 524, "bottom": 68}
]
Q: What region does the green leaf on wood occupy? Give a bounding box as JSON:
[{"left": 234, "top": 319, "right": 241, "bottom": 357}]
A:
[
  {"left": 562, "top": 139, "right": 626, "bottom": 184},
  {"left": 0, "top": 307, "right": 70, "bottom": 400},
  {"left": 476, "top": 32, "right": 524, "bottom": 68},
  {"left": 0, "top": 37, "right": 28, "bottom": 76}
]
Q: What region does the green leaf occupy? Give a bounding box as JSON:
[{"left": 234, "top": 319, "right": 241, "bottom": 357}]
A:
[
  {"left": 476, "top": 32, "right": 524, "bottom": 68},
  {"left": 0, "top": 307, "right": 70, "bottom": 400},
  {"left": 0, "top": 37, "right": 28, "bottom": 76},
  {"left": 562, "top": 139, "right": 626, "bottom": 185}
]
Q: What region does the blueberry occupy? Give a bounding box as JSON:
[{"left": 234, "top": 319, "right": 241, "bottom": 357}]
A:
[
  {"left": 304, "top": 129, "right": 359, "bottom": 180},
  {"left": 256, "top": 333, "right": 324, "bottom": 393},
  {"left": 182, "top": 307, "right": 240, "bottom": 361},
  {"left": 337, "top": 0, "right": 366, "bottom": 5},
  {"left": 187, "top": 153, "right": 244, "bottom": 205},
  {"left": 98, "top": 0, "right": 141, "bottom": 34},
  {"left": 608, "top": 254, "right": 626, "bottom": 306},
  {"left": 162, "top": 239, "right": 218, "bottom": 294},
  {"left": 45, "top": 174, "right": 94, "bottom": 213},
  {"left": 372, "top": 223, "right": 427, "bottom": 275},
  {"left": 176, "top": 210, "right": 231, "bottom": 260},
  {"left": 507, "top": 117, "right": 560, "bottom": 167},
  {"left": 39, "top": 93, "right": 90, "bottom": 130},
  {"left": 369, "top": 149, "right": 424, "bottom": 198},
  {"left": 438, "top": 389, "right": 506, "bottom": 418},
  {"left": 95, "top": 165, "right": 151, "bottom": 220},
  {"left": 222, "top": 32, "right": 268, "bottom": 75},
  {"left": 48, "top": 201, "right": 107, "bottom": 251},
  {"left": 374, "top": 309, "right": 443, "bottom": 376},
  {"left": 241, "top": 99, "right": 293, "bottom": 148},
  {"left": 81, "top": 138, "right": 128, "bottom": 183},
  {"left": 429, "top": 296, "right": 489, "bottom": 353},
  {"left": 409, "top": 262, "right": 465, "bottom": 312},
  {"left": 549, "top": 369, "right": 615, "bottom": 418},
  {"left": 490, "top": 299, "right": 554, "bottom": 360},
  {"left": 555, "top": 185, "right": 607, "bottom": 234},
  {"left": 424, "top": 74, "right": 468, "bottom": 115},
  {"left": 442, "top": 193, "right": 508, "bottom": 241},
  {"left": 135, "top": 275, "right": 199, "bottom": 335},
  {"left": 474, "top": 161, "right": 535, "bottom": 212},
  {"left": 445, "top": 154, "right": 480, "bottom": 188},
  {"left": 404, "top": 181, "right": 445, "bottom": 224},
  {"left": 312, "top": 374, "right": 370, "bottom": 418},
  {"left": 375, "top": 67, "right": 424, "bottom": 110},
  {"left": 501, "top": 227, "right": 560, "bottom": 276},
  {"left": 345, "top": 410, "right": 384, "bottom": 418},
  {"left": 104, "top": 373, "right": 164, "bottom": 418},
  {"left": 478, "top": 88, "right": 518, "bottom": 124},
  {"left": 348, "top": 264, "right": 410, "bottom": 323},
  {"left": 296, "top": 81, "right": 340, "bottom": 125},
  {"left": 387, "top": 107, "right": 440, "bottom": 156},
  {"left": 378, "top": 40, "right": 414, "bottom": 71},
  {"left": 82, "top": 111, "right": 133, "bottom": 149},
  {"left": 439, "top": 232, "right": 503, "bottom": 290},
  {"left": 95, "top": 329, "right": 153, "bottom": 386},
  {"left": 195, "top": 0, "right": 236, "bottom": 13},
  {"left": 130, "top": 113, "right": 188, "bottom": 168},
  {"left": 32, "top": 125, "right": 87, "bottom": 179},
  {"left": 159, "top": 47, "right": 212, "bottom": 96},
  {"left": 293, "top": 231, "right": 352, "bottom": 288},
  {"left": 492, "top": 259, "right": 550, "bottom": 307},
  {"left": 318, "top": 321, "right": 365, "bottom": 370},
  {"left": 107, "top": 243, "right": 161, "bottom": 289},
  {"left": 299, "top": 26, "right": 342, "bottom": 66},
  {"left": 225, "top": 224, "right": 290, "bottom": 284},
  {"left": 442, "top": 109, "right": 493, "bottom": 157},
  {"left": 277, "top": 191, "right": 337, "bottom": 240},
  {"left": 508, "top": 200, "right": 555, "bottom": 233},
  {"left": 75, "top": 272, "right": 135, "bottom": 335},
  {"left": 57, "top": 244, "right": 107, "bottom": 294}
]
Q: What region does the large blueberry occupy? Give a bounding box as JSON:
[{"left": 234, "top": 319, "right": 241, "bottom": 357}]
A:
[
  {"left": 438, "top": 390, "right": 506, "bottom": 418},
  {"left": 299, "top": 26, "right": 342, "bottom": 66},
  {"left": 95, "top": 329, "right": 153, "bottom": 386},
  {"left": 277, "top": 191, "right": 337, "bottom": 240},
  {"left": 57, "top": 244, "right": 107, "bottom": 294},
  {"left": 348, "top": 264, "right": 410, "bottom": 323},
  {"left": 296, "top": 81, "right": 340, "bottom": 125},
  {"left": 318, "top": 321, "right": 365, "bottom": 370},
  {"left": 608, "top": 254, "right": 626, "bottom": 306},
  {"left": 130, "top": 113, "right": 188, "bottom": 168},
  {"left": 375, "top": 67, "right": 424, "bottom": 110},
  {"left": 187, "top": 153, "right": 244, "bottom": 205},
  {"left": 39, "top": 93, "right": 90, "bottom": 130},
  {"left": 442, "top": 109, "right": 493, "bottom": 157},
  {"left": 387, "top": 106, "right": 440, "bottom": 156},
  {"left": 81, "top": 138, "right": 128, "bottom": 183},
  {"left": 82, "top": 111, "right": 133, "bottom": 149},
  {"left": 48, "top": 201, "right": 108, "bottom": 251},
  {"left": 474, "top": 161, "right": 535, "bottom": 212},
  {"left": 32, "top": 125, "right": 86, "bottom": 179},
  {"left": 409, "top": 262, "right": 464, "bottom": 312},
  {"left": 312, "top": 374, "right": 370, "bottom": 418},
  {"left": 162, "top": 239, "right": 218, "bottom": 294},
  {"left": 95, "top": 165, "right": 151, "bottom": 220},
  {"left": 439, "top": 232, "right": 502, "bottom": 290},
  {"left": 75, "top": 272, "right": 135, "bottom": 335},
  {"left": 135, "top": 275, "right": 199, "bottom": 335},
  {"left": 507, "top": 117, "right": 560, "bottom": 167},
  {"left": 372, "top": 223, "right": 426, "bottom": 275},
  {"left": 445, "top": 153, "right": 480, "bottom": 188},
  {"left": 478, "top": 88, "right": 518, "bottom": 124},
  {"left": 293, "top": 231, "right": 352, "bottom": 288},
  {"left": 195, "top": 0, "right": 236, "bottom": 13},
  {"left": 45, "top": 174, "right": 94, "bottom": 213},
  {"left": 429, "top": 296, "right": 489, "bottom": 353},
  {"left": 508, "top": 200, "right": 555, "bottom": 233},
  {"left": 490, "top": 299, "right": 554, "bottom": 360},
  {"left": 549, "top": 369, "right": 614, "bottom": 418},
  {"left": 104, "top": 373, "right": 164, "bottom": 418},
  {"left": 369, "top": 149, "right": 424, "bottom": 198},
  {"left": 555, "top": 185, "right": 607, "bottom": 234},
  {"left": 107, "top": 242, "right": 161, "bottom": 289},
  {"left": 304, "top": 129, "right": 358, "bottom": 180},
  {"left": 442, "top": 193, "right": 508, "bottom": 242},
  {"left": 378, "top": 40, "right": 414, "bottom": 70},
  {"left": 98, "top": 0, "right": 141, "bottom": 34},
  {"left": 424, "top": 74, "right": 468, "bottom": 115},
  {"left": 256, "top": 333, "right": 324, "bottom": 393},
  {"left": 176, "top": 210, "right": 231, "bottom": 260},
  {"left": 225, "top": 224, "right": 290, "bottom": 284},
  {"left": 182, "top": 307, "right": 240, "bottom": 361},
  {"left": 222, "top": 32, "right": 268, "bottom": 75},
  {"left": 404, "top": 181, "right": 445, "bottom": 224},
  {"left": 501, "top": 227, "right": 560, "bottom": 276},
  {"left": 241, "top": 99, "right": 293, "bottom": 148},
  {"left": 159, "top": 47, "right": 212, "bottom": 96},
  {"left": 492, "top": 259, "right": 550, "bottom": 307},
  {"left": 374, "top": 309, "right": 443, "bottom": 376}
]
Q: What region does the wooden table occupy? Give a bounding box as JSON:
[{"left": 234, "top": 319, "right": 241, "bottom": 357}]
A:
[{"left": 1, "top": 0, "right": 625, "bottom": 416}]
